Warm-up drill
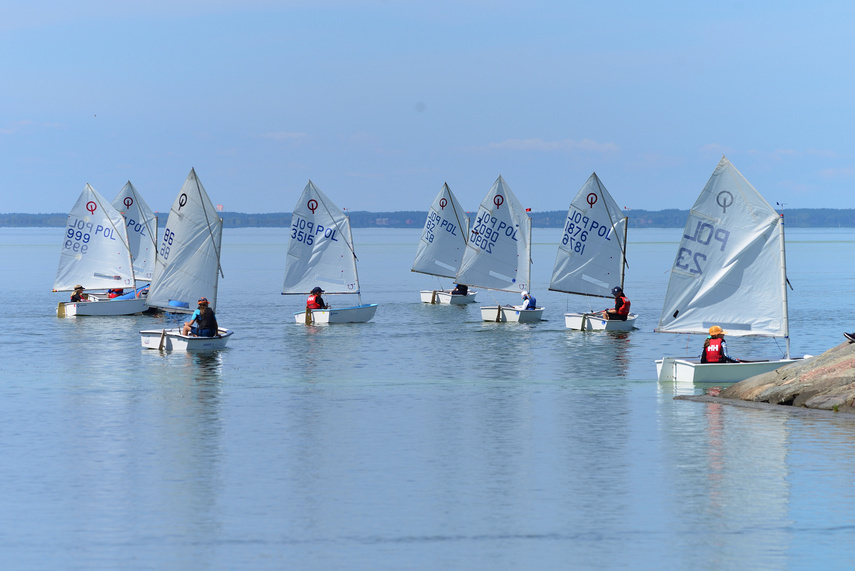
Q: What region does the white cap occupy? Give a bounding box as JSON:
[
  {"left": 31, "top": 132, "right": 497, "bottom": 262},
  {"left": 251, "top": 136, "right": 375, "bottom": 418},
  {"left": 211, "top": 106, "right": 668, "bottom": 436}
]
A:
[{"left": 521, "top": 291, "right": 529, "bottom": 298}]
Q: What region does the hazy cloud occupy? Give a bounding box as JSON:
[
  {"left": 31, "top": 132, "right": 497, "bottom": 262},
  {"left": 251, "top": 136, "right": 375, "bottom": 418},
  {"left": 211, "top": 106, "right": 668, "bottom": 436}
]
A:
[
  {"left": 258, "top": 132, "right": 306, "bottom": 141},
  {"left": 0, "top": 120, "right": 62, "bottom": 135},
  {"left": 819, "top": 167, "right": 855, "bottom": 178},
  {"left": 485, "top": 138, "right": 619, "bottom": 153}
]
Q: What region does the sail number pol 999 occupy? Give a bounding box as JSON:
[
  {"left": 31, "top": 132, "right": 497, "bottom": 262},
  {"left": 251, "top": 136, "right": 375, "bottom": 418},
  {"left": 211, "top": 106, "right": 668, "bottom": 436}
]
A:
[{"left": 64, "top": 218, "right": 117, "bottom": 256}]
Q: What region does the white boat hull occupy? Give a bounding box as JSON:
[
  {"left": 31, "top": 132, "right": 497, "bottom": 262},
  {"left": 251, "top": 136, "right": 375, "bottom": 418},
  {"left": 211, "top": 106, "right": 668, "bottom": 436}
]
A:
[
  {"left": 58, "top": 296, "right": 148, "bottom": 317},
  {"left": 140, "top": 328, "right": 234, "bottom": 351},
  {"left": 480, "top": 306, "right": 545, "bottom": 323},
  {"left": 565, "top": 313, "right": 637, "bottom": 331},
  {"left": 294, "top": 304, "right": 378, "bottom": 324},
  {"left": 655, "top": 356, "right": 802, "bottom": 383},
  {"left": 419, "top": 290, "right": 478, "bottom": 305}
]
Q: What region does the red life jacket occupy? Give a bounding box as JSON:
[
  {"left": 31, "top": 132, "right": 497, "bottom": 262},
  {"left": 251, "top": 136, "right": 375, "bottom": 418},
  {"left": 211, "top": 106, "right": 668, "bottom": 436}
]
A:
[
  {"left": 307, "top": 294, "right": 323, "bottom": 309},
  {"left": 617, "top": 295, "right": 631, "bottom": 316},
  {"left": 705, "top": 338, "right": 724, "bottom": 363}
]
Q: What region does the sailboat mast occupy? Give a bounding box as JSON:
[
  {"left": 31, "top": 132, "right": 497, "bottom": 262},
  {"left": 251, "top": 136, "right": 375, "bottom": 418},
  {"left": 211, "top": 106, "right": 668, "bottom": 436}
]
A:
[
  {"left": 527, "top": 216, "right": 533, "bottom": 292},
  {"left": 213, "top": 216, "right": 224, "bottom": 309},
  {"left": 619, "top": 217, "right": 628, "bottom": 291},
  {"left": 347, "top": 216, "right": 363, "bottom": 306},
  {"left": 778, "top": 213, "right": 791, "bottom": 359}
]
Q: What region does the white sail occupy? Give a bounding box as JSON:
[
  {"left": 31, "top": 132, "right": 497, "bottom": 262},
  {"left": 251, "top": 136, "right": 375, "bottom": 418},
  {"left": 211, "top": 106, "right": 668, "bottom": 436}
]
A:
[
  {"left": 112, "top": 181, "right": 157, "bottom": 282},
  {"left": 455, "top": 175, "right": 531, "bottom": 293},
  {"left": 549, "top": 173, "right": 628, "bottom": 297},
  {"left": 146, "top": 169, "right": 224, "bottom": 312},
  {"left": 282, "top": 181, "right": 359, "bottom": 296},
  {"left": 411, "top": 183, "right": 470, "bottom": 278},
  {"left": 656, "top": 157, "right": 787, "bottom": 338},
  {"left": 54, "top": 184, "right": 136, "bottom": 292}
]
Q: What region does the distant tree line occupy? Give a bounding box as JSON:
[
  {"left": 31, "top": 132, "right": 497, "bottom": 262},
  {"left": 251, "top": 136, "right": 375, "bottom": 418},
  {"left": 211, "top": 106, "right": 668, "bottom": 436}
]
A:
[{"left": 5, "top": 208, "right": 855, "bottom": 229}]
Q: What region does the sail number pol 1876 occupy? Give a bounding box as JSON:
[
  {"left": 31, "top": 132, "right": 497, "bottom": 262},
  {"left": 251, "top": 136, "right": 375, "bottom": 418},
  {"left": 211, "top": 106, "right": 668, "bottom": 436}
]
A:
[
  {"left": 675, "top": 220, "right": 730, "bottom": 275},
  {"left": 562, "top": 210, "right": 613, "bottom": 256},
  {"left": 291, "top": 218, "right": 338, "bottom": 246}
]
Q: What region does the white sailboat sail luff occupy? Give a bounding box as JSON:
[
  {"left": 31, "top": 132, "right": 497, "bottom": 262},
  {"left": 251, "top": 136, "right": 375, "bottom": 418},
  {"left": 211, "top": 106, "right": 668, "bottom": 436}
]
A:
[
  {"left": 548, "top": 172, "right": 628, "bottom": 298},
  {"left": 411, "top": 183, "right": 470, "bottom": 279},
  {"left": 455, "top": 175, "right": 531, "bottom": 293},
  {"left": 54, "top": 184, "right": 136, "bottom": 292},
  {"left": 282, "top": 181, "right": 360, "bottom": 296},
  {"left": 146, "top": 168, "right": 224, "bottom": 312},
  {"left": 112, "top": 181, "right": 157, "bottom": 282},
  {"left": 656, "top": 156, "right": 787, "bottom": 338}
]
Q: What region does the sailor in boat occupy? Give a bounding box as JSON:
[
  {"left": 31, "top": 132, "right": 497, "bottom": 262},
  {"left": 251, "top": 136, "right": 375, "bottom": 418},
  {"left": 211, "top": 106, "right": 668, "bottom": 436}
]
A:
[
  {"left": 181, "top": 297, "right": 219, "bottom": 337},
  {"left": 451, "top": 284, "right": 468, "bottom": 296},
  {"left": 602, "top": 286, "right": 630, "bottom": 321},
  {"left": 519, "top": 291, "right": 537, "bottom": 310},
  {"left": 107, "top": 288, "right": 124, "bottom": 299},
  {"left": 70, "top": 285, "right": 88, "bottom": 302},
  {"left": 307, "top": 287, "right": 329, "bottom": 310},
  {"left": 700, "top": 326, "right": 742, "bottom": 364}
]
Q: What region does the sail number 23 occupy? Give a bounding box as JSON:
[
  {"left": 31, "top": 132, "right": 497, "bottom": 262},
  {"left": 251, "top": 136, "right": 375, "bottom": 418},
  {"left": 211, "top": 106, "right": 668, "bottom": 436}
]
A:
[{"left": 675, "top": 221, "right": 730, "bottom": 275}]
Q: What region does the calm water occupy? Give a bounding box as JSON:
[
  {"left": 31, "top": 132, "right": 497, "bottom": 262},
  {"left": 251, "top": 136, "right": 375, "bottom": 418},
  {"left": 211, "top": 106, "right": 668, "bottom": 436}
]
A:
[{"left": 2, "top": 226, "right": 855, "bottom": 569}]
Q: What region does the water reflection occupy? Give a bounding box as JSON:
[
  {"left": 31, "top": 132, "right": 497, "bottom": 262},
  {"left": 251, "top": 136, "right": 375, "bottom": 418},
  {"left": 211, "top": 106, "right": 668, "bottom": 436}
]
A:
[{"left": 550, "top": 329, "right": 631, "bottom": 379}]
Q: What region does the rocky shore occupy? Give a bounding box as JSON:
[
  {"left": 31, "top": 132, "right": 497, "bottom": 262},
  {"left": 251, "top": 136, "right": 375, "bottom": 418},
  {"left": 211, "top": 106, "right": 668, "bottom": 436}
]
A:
[{"left": 693, "top": 341, "right": 855, "bottom": 413}]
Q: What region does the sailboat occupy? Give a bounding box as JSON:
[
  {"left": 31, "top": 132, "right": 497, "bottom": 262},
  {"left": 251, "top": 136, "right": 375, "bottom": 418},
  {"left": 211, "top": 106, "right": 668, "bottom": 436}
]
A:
[
  {"left": 412, "top": 183, "right": 477, "bottom": 304},
  {"left": 655, "top": 157, "right": 803, "bottom": 383},
  {"left": 54, "top": 184, "right": 148, "bottom": 317},
  {"left": 140, "top": 169, "right": 233, "bottom": 350},
  {"left": 549, "top": 173, "right": 636, "bottom": 331},
  {"left": 282, "top": 181, "right": 378, "bottom": 324},
  {"left": 456, "top": 176, "right": 544, "bottom": 323},
  {"left": 112, "top": 181, "right": 157, "bottom": 284}
]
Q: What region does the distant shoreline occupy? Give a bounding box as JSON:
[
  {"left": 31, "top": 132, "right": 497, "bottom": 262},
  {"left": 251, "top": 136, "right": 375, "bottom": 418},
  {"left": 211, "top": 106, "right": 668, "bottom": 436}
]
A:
[{"left": 3, "top": 208, "right": 855, "bottom": 229}]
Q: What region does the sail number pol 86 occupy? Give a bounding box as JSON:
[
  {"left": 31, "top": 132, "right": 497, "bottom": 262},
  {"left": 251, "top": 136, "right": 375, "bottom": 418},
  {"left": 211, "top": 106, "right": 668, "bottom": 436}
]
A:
[{"left": 160, "top": 228, "right": 176, "bottom": 261}]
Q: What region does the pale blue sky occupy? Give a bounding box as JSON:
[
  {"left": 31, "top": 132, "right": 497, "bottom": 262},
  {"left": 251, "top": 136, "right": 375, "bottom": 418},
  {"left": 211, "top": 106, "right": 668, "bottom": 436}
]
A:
[{"left": 2, "top": 1, "right": 853, "bottom": 213}]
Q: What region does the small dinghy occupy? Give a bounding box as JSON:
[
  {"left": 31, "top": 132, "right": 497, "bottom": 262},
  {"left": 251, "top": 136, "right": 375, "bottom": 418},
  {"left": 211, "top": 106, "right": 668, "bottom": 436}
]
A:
[
  {"left": 140, "top": 328, "right": 234, "bottom": 351},
  {"left": 282, "top": 181, "right": 377, "bottom": 324},
  {"left": 112, "top": 180, "right": 157, "bottom": 284},
  {"left": 549, "top": 172, "right": 636, "bottom": 331},
  {"left": 412, "top": 183, "right": 477, "bottom": 304},
  {"left": 455, "top": 176, "right": 544, "bottom": 322},
  {"left": 140, "top": 169, "right": 233, "bottom": 350},
  {"left": 655, "top": 157, "right": 804, "bottom": 383},
  {"left": 54, "top": 184, "right": 148, "bottom": 317}
]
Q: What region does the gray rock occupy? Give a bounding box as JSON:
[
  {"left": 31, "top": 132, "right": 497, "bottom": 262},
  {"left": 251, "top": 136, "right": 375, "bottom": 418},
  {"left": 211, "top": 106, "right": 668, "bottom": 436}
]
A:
[{"left": 719, "top": 341, "right": 855, "bottom": 412}]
